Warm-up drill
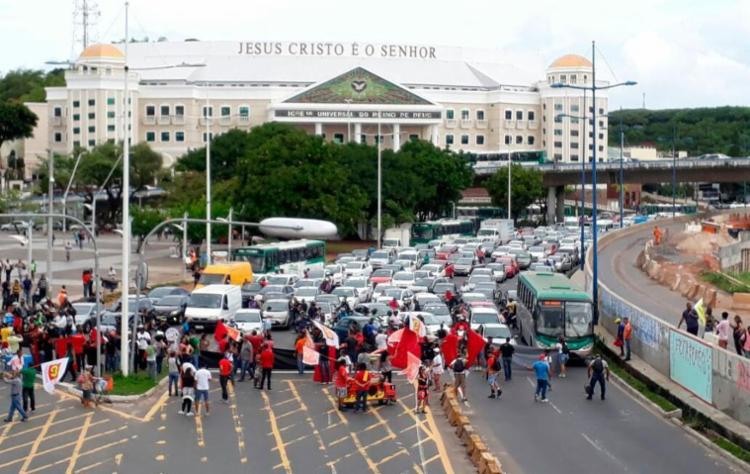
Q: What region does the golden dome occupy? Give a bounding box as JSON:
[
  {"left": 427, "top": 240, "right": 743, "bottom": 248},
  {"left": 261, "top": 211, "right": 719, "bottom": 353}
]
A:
[
  {"left": 79, "top": 44, "right": 124, "bottom": 59},
  {"left": 549, "top": 54, "right": 592, "bottom": 69}
]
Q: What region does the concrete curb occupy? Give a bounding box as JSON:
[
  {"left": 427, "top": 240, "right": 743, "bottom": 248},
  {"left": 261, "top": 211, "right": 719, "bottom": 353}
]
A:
[
  {"left": 440, "top": 387, "right": 503, "bottom": 474},
  {"left": 608, "top": 371, "right": 682, "bottom": 419},
  {"left": 668, "top": 417, "right": 750, "bottom": 474},
  {"left": 56, "top": 373, "right": 169, "bottom": 403}
]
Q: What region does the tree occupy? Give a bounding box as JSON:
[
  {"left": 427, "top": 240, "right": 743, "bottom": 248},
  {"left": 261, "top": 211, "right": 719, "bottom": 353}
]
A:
[
  {"left": 131, "top": 207, "right": 167, "bottom": 252},
  {"left": 0, "top": 69, "right": 65, "bottom": 103},
  {"left": 485, "top": 165, "right": 544, "bottom": 220},
  {"left": 130, "top": 142, "right": 163, "bottom": 191},
  {"left": 176, "top": 128, "right": 251, "bottom": 180},
  {"left": 0, "top": 101, "right": 37, "bottom": 151}
]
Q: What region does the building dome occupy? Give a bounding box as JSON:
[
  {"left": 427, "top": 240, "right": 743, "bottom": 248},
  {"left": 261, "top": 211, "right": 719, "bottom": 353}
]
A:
[
  {"left": 549, "top": 54, "right": 591, "bottom": 69},
  {"left": 79, "top": 43, "right": 124, "bottom": 60}
]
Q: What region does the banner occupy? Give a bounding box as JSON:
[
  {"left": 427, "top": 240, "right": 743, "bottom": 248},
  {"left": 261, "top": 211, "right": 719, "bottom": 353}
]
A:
[
  {"left": 313, "top": 321, "right": 339, "bottom": 348},
  {"left": 302, "top": 333, "right": 319, "bottom": 365},
  {"left": 694, "top": 298, "right": 706, "bottom": 327},
  {"left": 226, "top": 326, "right": 241, "bottom": 342},
  {"left": 398, "top": 352, "right": 421, "bottom": 383},
  {"left": 41, "top": 357, "right": 69, "bottom": 395},
  {"left": 408, "top": 316, "right": 427, "bottom": 338}
]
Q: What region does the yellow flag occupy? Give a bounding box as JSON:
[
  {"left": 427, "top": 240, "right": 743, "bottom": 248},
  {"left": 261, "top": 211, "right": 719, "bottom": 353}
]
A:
[{"left": 694, "top": 298, "right": 706, "bottom": 326}]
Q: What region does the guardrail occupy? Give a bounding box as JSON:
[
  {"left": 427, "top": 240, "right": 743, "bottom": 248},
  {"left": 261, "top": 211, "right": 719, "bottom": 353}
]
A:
[
  {"left": 474, "top": 157, "right": 750, "bottom": 175},
  {"left": 585, "top": 218, "right": 750, "bottom": 428}
]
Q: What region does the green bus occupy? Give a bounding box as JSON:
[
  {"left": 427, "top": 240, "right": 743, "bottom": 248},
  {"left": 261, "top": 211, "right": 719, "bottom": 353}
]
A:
[
  {"left": 516, "top": 272, "right": 594, "bottom": 355},
  {"left": 410, "top": 219, "right": 475, "bottom": 245},
  {"left": 231, "top": 239, "right": 326, "bottom": 277}
]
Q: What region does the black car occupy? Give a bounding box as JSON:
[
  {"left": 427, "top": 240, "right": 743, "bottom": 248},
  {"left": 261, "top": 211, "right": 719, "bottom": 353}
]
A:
[
  {"left": 153, "top": 294, "right": 190, "bottom": 325},
  {"left": 147, "top": 286, "right": 189, "bottom": 305},
  {"left": 102, "top": 296, "right": 156, "bottom": 326},
  {"left": 241, "top": 282, "right": 263, "bottom": 307}
]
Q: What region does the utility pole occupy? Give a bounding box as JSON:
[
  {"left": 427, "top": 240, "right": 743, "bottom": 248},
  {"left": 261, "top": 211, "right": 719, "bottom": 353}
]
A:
[
  {"left": 120, "top": 0, "right": 131, "bottom": 375},
  {"left": 619, "top": 109, "right": 624, "bottom": 228},
  {"left": 672, "top": 124, "right": 677, "bottom": 218},
  {"left": 47, "top": 150, "right": 54, "bottom": 287},
  {"left": 205, "top": 96, "right": 212, "bottom": 265}
]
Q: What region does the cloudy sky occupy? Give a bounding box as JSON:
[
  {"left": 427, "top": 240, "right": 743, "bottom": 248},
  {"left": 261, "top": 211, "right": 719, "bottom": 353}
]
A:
[{"left": 1, "top": 0, "right": 748, "bottom": 110}]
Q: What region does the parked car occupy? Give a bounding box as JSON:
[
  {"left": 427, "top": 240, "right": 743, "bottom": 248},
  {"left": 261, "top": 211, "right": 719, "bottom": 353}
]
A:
[
  {"left": 72, "top": 302, "right": 99, "bottom": 331},
  {"left": 262, "top": 299, "right": 292, "bottom": 328},
  {"left": 392, "top": 271, "right": 416, "bottom": 289},
  {"left": 153, "top": 294, "right": 190, "bottom": 325},
  {"left": 453, "top": 257, "right": 475, "bottom": 276},
  {"left": 232, "top": 308, "right": 264, "bottom": 334},
  {"left": 146, "top": 286, "right": 189, "bottom": 305}
]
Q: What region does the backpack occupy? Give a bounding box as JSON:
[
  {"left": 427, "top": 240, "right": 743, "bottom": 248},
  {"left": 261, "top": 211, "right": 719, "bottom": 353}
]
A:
[
  {"left": 491, "top": 358, "right": 502, "bottom": 372},
  {"left": 591, "top": 358, "right": 604, "bottom": 373},
  {"left": 453, "top": 358, "right": 465, "bottom": 373},
  {"left": 562, "top": 342, "right": 570, "bottom": 355}
]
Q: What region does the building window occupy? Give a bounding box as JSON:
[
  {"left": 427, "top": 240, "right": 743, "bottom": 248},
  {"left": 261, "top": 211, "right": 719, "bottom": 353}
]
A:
[
  {"left": 239, "top": 106, "right": 250, "bottom": 118},
  {"left": 504, "top": 110, "right": 512, "bottom": 120},
  {"left": 73, "top": 127, "right": 80, "bottom": 135},
  {"left": 476, "top": 135, "right": 485, "bottom": 145},
  {"left": 571, "top": 104, "right": 579, "bottom": 113},
  {"left": 461, "top": 135, "right": 469, "bottom": 145},
  {"left": 88, "top": 126, "right": 95, "bottom": 133},
  {"left": 333, "top": 133, "right": 344, "bottom": 144},
  {"left": 476, "top": 110, "right": 485, "bottom": 121},
  {"left": 570, "top": 75, "right": 577, "bottom": 84},
  {"left": 571, "top": 130, "right": 579, "bottom": 137},
  {"left": 219, "top": 106, "right": 230, "bottom": 117},
  {"left": 460, "top": 109, "right": 470, "bottom": 121},
  {"left": 554, "top": 103, "right": 563, "bottom": 111},
  {"left": 516, "top": 135, "right": 523, "bottom": 144},
  {"left": 107, "top": 111, "right": 115, "bottom": 119},
  {"left": 146, "top": 131, "right": 155, "bottom": 142},
  {"left": 515, "top": 110, "right": 523, "bottom": 120},
  {"left": 571, "top": 117, "right": 579, "bottom": 124},
  {"left": 446, "top": 135, "right": 454, "bottom": 145},
  {"left": 53, "top": 107, "right": 62, "bottom": 117},
  {"left": 504, "top": 135, "right": 511, "bottom": 145},
  {"left": 73, "top": 140, "right": 80, "bottom": 148},
  {"left": 146, "top": 105, "right": 156, "bottom": 116},
  {"left": 161, "top": 131, "right": 170, "bottom": 142},
  {"left": 599, "top": 121, "right": 604, "bottom": 128},
  {"left": 203, "top": 132, "right": 214, "bottom": 143},
  {"left": 360, "top": 135, "right": 367, "bottom": 144},
  {"left": 554, "top": 129, "right": 562, "bottom": 136},
  {"left": 583, "top": 75, "right": 588, "bottom": 83},
  {"left": 73, "top": 114, "right": 80, "bottom": 121},
  {"left": 599, "top": 108, "right": 604, "bottom": 115},
  {"left": 554, "top": 141, "right": 562, "bottom": 148},
  {"left": 54, "top": 132, "right": 62, "bottom": 142},
  {"left": 88, "top": 113, "right": 95, "bottom": 120},
  {"left": 599, "top": 133, "right": 604, "bottom": 140},
  {"left": 571, "top": 142, "right": 579, "bottom": 149},
  {"left": 107, "top": 124, "right": 115, "bottom": 132},
  {"left": 554, "top": 153, "right": 563, "bottom": 161},
  {"left": 560, "top": 75, "right": 567, "bottom": 84},
  {"left": 107, "top": 97, "right": 115, "bottom": 105},
  {"left": 589, "top": 106, "right": 594, "bottom": 113},
  {"left": 409, "top": 134, "right": 419, "bottom": 141},
  {"left": 175, "top": 105, "right": 185, "bottom": 117},
  {"left": 554, "top": 115, "right": 563, "bottom": 123},
  {"left": 527, "top": 136, "right": 535, "bottom": 145},
  {"left": 599, "top": 145, "right": 604, "bottom": 152},
  {"left": 176, "top": 131, "right": 185, "bottom": 142},
  {"left": 543, "top": 103, "right": 546, "bottom": 110},
  {"left": 88, "top": 139, "right": 96, "bottom": 147},
  {"left": 160, "top": 105, "right": 170, "bottom": 116},
  {"left": 73, "top": 100, "right": 80, "bottom": 108},
  {"left": 446, "top": 109, "right": 454, "bottom": 120},
  {"left": 88, "top": 99, "right": 95, "bottom": 106},
  {"left": 571, "top": 154, "right": 579, "bottom": 162},
  {"left": 528, "top": 111, "right": 535, "bottom": 121},
  {"left": 202, "top": 106, "right": 213, "bottom": 118}
]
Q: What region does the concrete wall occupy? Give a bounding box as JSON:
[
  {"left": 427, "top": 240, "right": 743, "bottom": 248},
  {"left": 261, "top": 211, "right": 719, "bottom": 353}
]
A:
[
  {"left": 718, "top": 231, "right": 750, "bottom": 272},
  {"left": 589, "top": 221, "right": 750, "bottom": 426}
]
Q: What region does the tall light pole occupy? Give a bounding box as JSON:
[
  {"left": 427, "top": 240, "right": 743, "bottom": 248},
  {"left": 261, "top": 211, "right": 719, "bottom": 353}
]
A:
[
  {"left": 205, "top": 96, "right": 212, "bottom": 265},
  {"left": 61, "top": 152, "right": 84, "bottom": 233},
  {"left": 507, "top": 146, "right": 512, "bottom": 220},
  {"left": 47, "top": 151, "right": 54, "bottom": 286},
  {"left": 672, "top": 124, "right": 677, "bottom": 218},
  {"left": 377, "top": 121, "right": 382, "bottom": 248},
  {"left": 619, "top": 109, "right": 625, "bottom": 228},
  {"left": 120, "top": 0, "right": 131, "bottom": 374},
  {"left": 551, "top": 40, "right": 636, "bottom": 324},
  {"left": 556, "top": 111, "right": 589, "bottom": 268},
  {"left": 217, "top": 207, "right": 233, "bottom": 259}
]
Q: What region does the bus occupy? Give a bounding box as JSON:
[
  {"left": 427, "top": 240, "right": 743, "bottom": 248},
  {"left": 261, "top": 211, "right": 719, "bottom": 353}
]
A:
[
  {"left": 516, "top": 271, "right": 594, "bottom": 356},
  {"left": 410, "top": 219, "right": 475, "bottom": 245},
  {"left": 231, "top": 239, "right": 326, "bottom": 277}
]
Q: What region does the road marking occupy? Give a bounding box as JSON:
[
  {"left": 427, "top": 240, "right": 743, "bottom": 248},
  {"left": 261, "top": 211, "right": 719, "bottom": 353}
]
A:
[
  {"left": 57, "top": 391, "right": 146, "bottom": 422},
  {"left": 0, "top": 419, "right": 108, "bottom": 456},
  {"left": 64, "top": 413, "right": 93, "bottom": 474},
  {"left": 286, "top": 380, "right": 328, "bottom": 461},
  {"left": 143, "top": 389, "right": 170, "bottom": 422},
  {"left": 276, "top": 407, "right": 304, "bottom": 419},
  {"left": 194, "top": 413, "right": 206, "bottom": 448},
  {"left": 394, "top": 397, "right": 434, "bottom": 438},
  {"left": 375, "top": 448, "right": 409, "bottom": 466},
  {"left": 19, "top": 408, "right": 58, "bottom": 473},
  {"left": 423, "top": 402, "right": 456, "bottom": 474},
  {"left": 272, "top": 398, "right": 296, "bottom": 408},
  {"left": 227, "top": 383, "right": 248, "bottom": 464},
  {"left": 581, "top": 433, "right": 630, "bottom": 471},
  {"left": 320, "top": 387, "right": 382, "bottom": 474},
  {"left": 549, "top": 401, "right": 563, "bottom": 414},
  {"left": 261, "top": 390, "right": 292, "bottom": 474},
  {"left": 329, "top": 435, "right": 348, "bottom": 446},
  {"left": 25, "top": 438, "right": 130, "bottom": 474},
  {"left": 0, "top": 422, "right": 13, "bottom": 447}
]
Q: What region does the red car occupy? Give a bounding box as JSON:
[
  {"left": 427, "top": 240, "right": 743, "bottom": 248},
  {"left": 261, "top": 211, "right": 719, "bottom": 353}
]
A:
[
  {"left": 496, "top": 256, "right": 519, "bottom": 277},
  {"left": 369, "top": 269, "right": 394, "bottom": 286}
]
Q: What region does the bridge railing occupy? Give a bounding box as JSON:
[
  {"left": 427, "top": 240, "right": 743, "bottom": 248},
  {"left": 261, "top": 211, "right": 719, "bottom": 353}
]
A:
[{"left": 474, "top": 157, "right": 750, "bottom": 174}]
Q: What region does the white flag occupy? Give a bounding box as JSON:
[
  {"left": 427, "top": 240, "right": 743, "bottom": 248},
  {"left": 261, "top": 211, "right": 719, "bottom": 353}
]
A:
[
  {"left": 312, "top": 320, "right": 340, "bottom": 348},
  {"left": 41, "top": 357, "right": 69, "bottom": 394}
]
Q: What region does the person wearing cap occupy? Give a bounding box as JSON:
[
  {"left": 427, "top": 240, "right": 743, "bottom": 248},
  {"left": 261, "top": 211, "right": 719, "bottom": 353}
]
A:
[{"left": 431, "top": 347, "right": 444, "bottom": 391}]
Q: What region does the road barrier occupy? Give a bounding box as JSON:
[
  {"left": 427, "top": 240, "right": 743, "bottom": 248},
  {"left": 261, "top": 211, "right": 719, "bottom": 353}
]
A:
[{"left": 440, "top": 387, "right": 504, "bottom": 474}]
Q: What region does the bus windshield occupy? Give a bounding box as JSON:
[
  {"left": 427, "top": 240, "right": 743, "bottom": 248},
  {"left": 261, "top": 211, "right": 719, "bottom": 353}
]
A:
[
  {"left": 565, "top": 302, "right": 592, "bottom": 338},
  {"left": 412, "top": 225, "right": 434, "bottom": 240},
  {"left": 189, "top": 294, "right": 222, "bottom": 309},
  {"left": 536, "top": 303, "right": 563, "bottom": 337},
  {"left": 234, "top": 250, "right": 266, "bottom": 273}
]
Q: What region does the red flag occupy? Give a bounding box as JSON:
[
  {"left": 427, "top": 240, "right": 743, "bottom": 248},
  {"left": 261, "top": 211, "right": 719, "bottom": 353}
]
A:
[
  {"left": 465, "top": 328, "right": 486, "bottom": 368},
  {"left": 214, "top": 320, "right": 228, "bottom": 342},
  {"left": 392, "top": 327, "right": 421, "bottom": 370},
  {"left": 441, "top": 332, "right": 458, "bottom": 366},
  {"left": 226, "top": 326, "right": 241, "bottom": 342},
  {"left": 399, "top": 352, "right": 422, "bottom": 383}
]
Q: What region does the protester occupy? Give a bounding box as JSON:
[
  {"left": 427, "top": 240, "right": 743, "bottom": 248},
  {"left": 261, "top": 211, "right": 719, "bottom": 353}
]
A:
[
  {"left": 194, "top": 364, "right": 212, "bottom": 415},
  {"left": 499, "top": 337, "right": 514, "bottom": 381},
  {"left": 555, "top": 336, "right": 570, "bottom": 377},
  {"left": 219, "top": 354, "right": 233, "bottom": 403},
  {"left": 2, "top": 370, "right": 27, "bottom": 422},
  {"left": 732, "top": 315, "right": 744, "bottom": 356},
  {"left": 256, "top": 344, "right": 274, "bottom": 390},
  {"left": 239, "top": 338, "right": 255, "bottom": 382},
  {"left": 678, "top": 302, "right": 699, "bottom": 336},
  {"left": 416, "top": 365, "right": 430, "bottom": 413},
  {"left": 431, "top": 347, "right": 443, "bottom": 391},
  {"left": 486, "top": 347, "right": 502, "bottom": 399},
  {"left": 450, "top": 351, "right": 468, "bottom": 402},
  {"left": 353, "top": 362, "right": 370, "bottom": 413},
  {"left": 294, "top": 332, "right": 306, "bottom": 375},
  {"left": 20, "top": 362, "right": 36, "bottom": 413},
  {"left": 179, "top": 366, "right": 196, "bottom": 416},
  {"left": 587, "top": 354, "right": 610, "bottom": 401},
  {"left": 334, "top": 358, "right": 349, "bottom": 411},
  {"left": 167, "top": 352, "right": 180, "bottom": 396},
  {"left": 716, "top": 312, "right": 731, "bottom": 349},
  {"left": 532, "top": 351, "right": 551, "bottom": 402}
]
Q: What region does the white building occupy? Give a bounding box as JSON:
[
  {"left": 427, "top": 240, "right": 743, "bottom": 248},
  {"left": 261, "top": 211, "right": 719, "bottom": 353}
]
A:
[{"left": 36, "top": 41, "right": 608, "bottom": 170}]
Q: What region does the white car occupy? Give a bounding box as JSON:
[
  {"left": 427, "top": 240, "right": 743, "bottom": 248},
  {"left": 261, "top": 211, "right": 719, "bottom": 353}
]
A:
[
  {"left": 233, "top": 309, "right": 263, "bottom": 334},
  {"left": 414, "top": 292, "right": 441, "bottom": 309},
  {"left": 369, "top": 250, "right": 394, "bottom": 269},
  {"left": 421, "top": 263, "right": 445, "bottom": 277},
  {"left": 422, "top": 312, "right": 453, "bottom": 336},
  {"left": 481, "top": 324, "right": 515, "bottom": 345},
  {"left": 266, "top": 274, "right": 299, "bottom": 286},
  {"left": 331, "top": 286, "right": 360, "bottom": 307},
  {"left": 72, "top": 302, "right": 98, "bottom": 327},
  {"left": 262, "top": 299, "right": 292, "bottom": 328},
  {"left": 394, "top": 259, "right": 415, "bottom": 272},
  {"left": 376, "top": 288, "right": 414, "bottom": 308},
  {"left": 344, "top": 261, "right": 372, "bottom": 278},
  {"left": 324, "top": 264, "right": 344, "bottom": 286},
  {"left": 527, "top": 245, "right": 546, "bottom": 262},
  {"left": 344, "top": 277, "right": 372, "bottom": 303},
  {"left": 461, "top": 274, "right": 494, "bottom": 293},
  {"left": 485, "top": 263, "right": 507, "bottom": 283},
  {"left": 469, "top": 306, "right": 502, "bottom": 330},
  {"left": 392, "top": 271, "right": 416, "bottom": 289},
  {"left": 294, "top": 287, "right": 320, "bottom": 304}
]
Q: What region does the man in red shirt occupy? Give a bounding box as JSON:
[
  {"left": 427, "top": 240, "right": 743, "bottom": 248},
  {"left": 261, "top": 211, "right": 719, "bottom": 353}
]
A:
[
  {"left": 256, "top": 345, "right": 274, "bottom": 390},
  {"left": 334, "top": 358, "right": 350, "bottom": 411},
  {"left": 218, "top": 355, "right": 233, "bottom": 403},
  {"left": 247, "top": 331, "right": 264, "bottom": 355},
  {"left": 70, "top": 331, "right": 86, "bottom": 374},
  {"left": 353, "top": 363, "right": 371, "bottom": 413}
]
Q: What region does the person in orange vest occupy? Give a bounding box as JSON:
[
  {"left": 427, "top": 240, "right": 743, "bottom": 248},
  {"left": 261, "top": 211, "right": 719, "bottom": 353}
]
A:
[
  {"left": 653, "top": 226, "right": 662, "bottom": 245},
  {"left": 623, "top": 317, "right": 633, "bottom": 361},
  {"left": 57, "top": 286, "right": 68, "bottom": 307}
]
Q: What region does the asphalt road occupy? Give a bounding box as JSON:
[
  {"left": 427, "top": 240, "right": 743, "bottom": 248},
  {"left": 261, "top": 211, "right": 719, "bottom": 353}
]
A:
[
  {"left": 597, "top": 221, "right": 689, "bottom": 325},
  {"left": 0, "top": 372, "right": 469, "bottom": 474}
]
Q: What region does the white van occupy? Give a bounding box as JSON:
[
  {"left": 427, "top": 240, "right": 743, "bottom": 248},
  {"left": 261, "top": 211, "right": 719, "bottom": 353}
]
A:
[{"left": 185, "top": 284, "right": 242, "bottom": 330}]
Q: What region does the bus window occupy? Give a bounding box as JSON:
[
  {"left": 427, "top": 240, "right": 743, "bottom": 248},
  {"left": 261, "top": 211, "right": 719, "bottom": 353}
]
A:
[
  {"left": 565, "top": 302, "right": 592, "bottom": 338},
  {"left": 536, "top": 302, "right": 563, "bottom": 337}
]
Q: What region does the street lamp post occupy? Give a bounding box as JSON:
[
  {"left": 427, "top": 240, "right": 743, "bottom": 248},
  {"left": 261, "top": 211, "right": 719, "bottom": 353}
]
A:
[
  {"left": 672, "top": 125, "right": 677, "bottom": 218},
  {"left": 205, "top": 97, "right": 212, "bottom": 266},
  {"left": 377, "top": 121, "right": 382, "bottom": 248},
  {"left": 217, "top": 207, "right": 234, "bottom": 259},
  {"left": 551, "top": 40, "right": 636, "bottom": 324},
  {"left": 507, "top": 147, "right": 512, "bottom": 220},
  {"left": 47, "top": 151, "right": 54, "bottom": 288},
  {"left": 61, "top": 153, "right": 84, "bottom": 233},
  {"left": 619, "top": 111, "right": 625, "bottom": 228},
  {"left": 556, "top": 111, "right": 589, "bottom": 268},
  {"left": 120, "top": 0, "right": 132, "bottom": 374}
]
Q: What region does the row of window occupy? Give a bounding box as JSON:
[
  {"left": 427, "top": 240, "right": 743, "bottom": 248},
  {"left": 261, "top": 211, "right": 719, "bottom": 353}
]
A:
[
  {"left": 446, "top": 109, "right": 485, "bottom": 121},
  {"left": 547, "top": 73, "right": 588, "bottom": 85},
  {"left": 145, "top": 131, "right": 186, "bottom": 143},
  {"left": 144, "top": 104, "right": 252, "bottom": 119},
  {"left": 549, "top": 103, "right": 605, "bottom": 115}
]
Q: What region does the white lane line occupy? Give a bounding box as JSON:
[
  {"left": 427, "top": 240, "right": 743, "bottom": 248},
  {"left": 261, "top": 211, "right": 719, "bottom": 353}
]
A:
[
  {"left": 527, "top": 376, "right": 561, "bottom": 413},
  {"left": 526, "top": 377, "right": 535, "bottom": 387},
  {"left": 581, "top": 433, "right": 629, "bottom": 472},
  {"left": 549, "top": 401, "right": 563, "bottom": 415}
]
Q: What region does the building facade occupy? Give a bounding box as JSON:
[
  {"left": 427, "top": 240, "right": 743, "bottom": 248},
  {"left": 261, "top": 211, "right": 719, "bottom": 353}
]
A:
[{"left": 39, "top": 41, "right": 608, "bottom": 169}]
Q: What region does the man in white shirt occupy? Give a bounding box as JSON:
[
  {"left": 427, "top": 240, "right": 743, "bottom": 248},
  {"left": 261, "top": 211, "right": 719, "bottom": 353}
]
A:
[
  {"left": 431, "top": 348, "right": 444, "bottom": 391},
  {"left": 194, "top": 366, "right": 212, "bottom": 415},
  {"left": 135, "top": 327, "right": 151, "bottom": 372},
  {"left": 715, "top": 311, "right": 731, "bottom": 349}
]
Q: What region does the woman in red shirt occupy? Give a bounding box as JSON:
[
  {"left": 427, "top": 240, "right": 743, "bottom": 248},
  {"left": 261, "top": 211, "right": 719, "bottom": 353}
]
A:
[
  {"left": 334, "top": 358, "right": 349, "bottom": 410},
  {"left": 256, "top": 345, "right": 274, "bottom": 390}
]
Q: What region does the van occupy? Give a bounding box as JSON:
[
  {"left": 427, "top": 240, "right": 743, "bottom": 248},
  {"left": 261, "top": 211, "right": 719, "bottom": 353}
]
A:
[
  {"left": 196, "top": 262, "right": 253, "bottom": 289},
  {"left": 184, "top": 284, "right": 242, "bottom": 330}
]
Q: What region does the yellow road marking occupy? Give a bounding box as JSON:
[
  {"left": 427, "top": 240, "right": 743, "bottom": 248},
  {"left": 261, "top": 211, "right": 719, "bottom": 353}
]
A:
[
  {"left": 320, "top": 387, "right": 382, "bottom": 474},
  {"left": 329, "top": 435, "right": 348, "bottom": 446},
  {"left": 0, "top": 419, "right": 108, "bottom": 456},
  {"left": 19, "top": 409, "right": 58, "bottom": 473},
  {"left": 74, "top": 459, "right": 109, "bottom": 473},
  {"left": 143, "top": 389, "right": 170, "bottom": 422},
  {"left": 272, "top": 398, "right": 296, "bottom": 408},
  {"left": 0, "top": 422, "right": 16, "bottom": 447},
  {"left": 279, "top": 422, "right": 297, "bottom": 433},
  {"left": 271, "top": 433, "right": 312, "bottom": 450},
  {"left": 6, "top": 411, "right": 91, "bottom": 439},
  {"left": 423, "top": 404, "right": 456, "bottom": 474},
  {"left": 362, "top": 434, "right": 392, "bottom": 450},
  {"left": 227, "top": 383, "right": 248, "bottom": 463},
  {"left": 286, "top": 380, "right": 327, "bottom": 457},
  {"left": 25, "top": 437, "right": 129, "bottom": 474},
  {"left": 395, "top": 397, "right": 434, "bottom": 437},
  {"left": 275, "top": 407, "right": 304, "bottom": 419},
  {"left": 57, "top": 391, "right": 146, "bottom": 422},
  {"left": 261, "top": 390, "right": 292, "bottom": 474},
  {"left": 423, "top": 453, "right": 441, "bottom": 465},
  {"left": 64, "top": 412, "right": 93, "bottom": 474},
  {"left": 195, "top": 413, "right": 206, "bottom": 448},
  {"left": 376, "top": 448, "right": 409, "bottom": 466}
]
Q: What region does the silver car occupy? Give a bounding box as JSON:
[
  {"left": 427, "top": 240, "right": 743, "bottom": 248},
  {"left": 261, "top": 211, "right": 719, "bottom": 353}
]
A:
[{"left": 262, "top": 299, "right": 291, "bottom": 328}]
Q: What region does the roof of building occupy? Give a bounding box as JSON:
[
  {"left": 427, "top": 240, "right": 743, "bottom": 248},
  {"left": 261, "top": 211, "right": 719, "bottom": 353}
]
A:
[
  {"left": 549, "top": 54, "right": 592, "bottom": 69},
  {"left": 79, "top": 43, "right": 124, "bottom": 59}
]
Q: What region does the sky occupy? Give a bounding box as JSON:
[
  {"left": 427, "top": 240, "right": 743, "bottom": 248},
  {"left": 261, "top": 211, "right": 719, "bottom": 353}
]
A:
[{"left": 1, "top": 0, "right": 749, "bottom": 110}]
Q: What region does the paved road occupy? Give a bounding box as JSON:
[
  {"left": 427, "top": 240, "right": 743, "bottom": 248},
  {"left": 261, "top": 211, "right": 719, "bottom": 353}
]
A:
[
  {"left": 597, "top": 221, "right": 689, "bottom": 326},
  {"left": 0, "top": 372, "right": 468, "bottom": 474}
]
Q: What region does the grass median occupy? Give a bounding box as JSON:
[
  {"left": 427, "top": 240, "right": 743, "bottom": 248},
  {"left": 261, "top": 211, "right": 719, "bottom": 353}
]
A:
[{"left": 108, "top": 370, "right": 167, "bottom": 396}]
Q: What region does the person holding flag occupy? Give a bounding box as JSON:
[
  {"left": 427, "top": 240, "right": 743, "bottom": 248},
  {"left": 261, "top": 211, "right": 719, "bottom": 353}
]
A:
[{"left": 416, "top": 364, "right": 430, "bottom": 414}]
